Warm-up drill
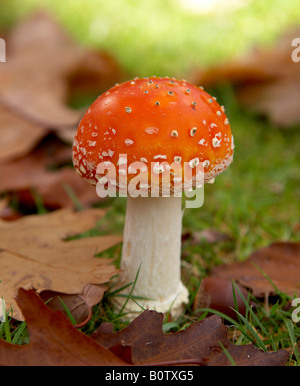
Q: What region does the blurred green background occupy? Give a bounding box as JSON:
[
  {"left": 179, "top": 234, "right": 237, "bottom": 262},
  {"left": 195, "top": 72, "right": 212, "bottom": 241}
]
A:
[{"left": 1, "top": 0, "right": 300, "bottom": 78}]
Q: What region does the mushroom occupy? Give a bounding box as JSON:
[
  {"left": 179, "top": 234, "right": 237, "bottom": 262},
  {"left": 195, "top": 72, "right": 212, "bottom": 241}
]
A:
[{"left": 72, "top": 77, "right": 234, "bottom": 318}]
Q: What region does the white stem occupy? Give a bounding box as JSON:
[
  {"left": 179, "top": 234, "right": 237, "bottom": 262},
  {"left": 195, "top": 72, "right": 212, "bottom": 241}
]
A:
[{"left": 114, "top": 196, "right": 189, "bottom": 316}]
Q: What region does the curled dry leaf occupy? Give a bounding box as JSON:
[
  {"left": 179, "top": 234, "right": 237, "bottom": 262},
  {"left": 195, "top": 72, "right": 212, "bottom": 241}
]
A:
[
  {"left": 0, "top": 288, "right": 127, "bottom": 366},
  {"left": 212, "top": 242, "right": 300, "bottom": 298},
  {"left": 39, "top": 284, "right": 108, "bottom": 327},
  {"left": 0, "top": 207, "right": 122, "bottom": 321},
  {"left": 92, "top": 309, "right": 288, "bottom": 366}
]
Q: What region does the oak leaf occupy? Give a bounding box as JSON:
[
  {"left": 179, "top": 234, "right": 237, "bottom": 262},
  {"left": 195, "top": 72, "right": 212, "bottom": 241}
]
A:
[
  {"left": 0, "top": 207, "right": 122, "bottom": 321},
  {"left": 0, "top": 288, "right": 127, "bottom": 366},
  {"left": 211, "top": 242, "right": 300, "bottom": 298},
  {"left": 0, "top": 104, "right": 46, "bottom": 163},
  {"left": 92, "top": 309, "right": 289, "bottom": 366},
  {"left": 0, "top": 11, "right": 121, "bottom": 160}
]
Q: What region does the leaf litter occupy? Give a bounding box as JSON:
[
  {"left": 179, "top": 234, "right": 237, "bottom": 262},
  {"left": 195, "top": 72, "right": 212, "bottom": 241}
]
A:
[
  {"left": 195, "top": 28, "right": 300, "bottom": 127},
  {"left": 0, "top": 207, "right": 122, "bottom": 321},
  {"left": 0, "top": 289, "right": 288, "bottom": 366},
  {"left": 0, "top": 12, "right": 121, "bottom": 210},
  {"left": 211, "top": 242, "right": 300, "bottom": 298}
]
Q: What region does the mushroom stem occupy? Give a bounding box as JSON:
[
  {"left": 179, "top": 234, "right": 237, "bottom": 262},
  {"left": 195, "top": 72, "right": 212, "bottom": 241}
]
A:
[{"left": 113, "top": 195, "right": 189, "bottom": 318}]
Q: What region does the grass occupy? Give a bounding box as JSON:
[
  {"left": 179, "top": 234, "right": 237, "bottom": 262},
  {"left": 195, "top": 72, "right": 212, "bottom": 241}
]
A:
[{"left": 0, "top": 0, "right": 300, "bottom": 365}]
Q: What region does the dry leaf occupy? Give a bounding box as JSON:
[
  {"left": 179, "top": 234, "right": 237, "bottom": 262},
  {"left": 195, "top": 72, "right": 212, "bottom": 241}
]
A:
[
  {"left": 0, "top": 207, "right": 122, "bottom": 320},
  {"left": 0, "top": 136, "right": 98, "bottom": 209},
  {"left": 0, "top": 12, "right": 121, "bottom": 211},
  {"left": 0, "top": 104, "right": 46, "bottom": 163},
  {"left": 0, "top": 12, "right": 120, "bottom": 134},
  {"left": 195, "top": 28, "right": 300, "bottom": 127},
  {"left": 0, "top": 288, "right": 127, "bottom": 366},
  {"left": 0, "top": 12, "right": 121, "bottom": 209},
  {"left": 0, "top": 290, "right": 288, "bottom": 366},
  {"left": 39, "top": 284, "right": 108, "bottom": 327},
  {"left": 92, "top": 309, "right": 288, "bottom": 366},
  {"left": 0, "top": 12, "right": 121, "bottom": 165},
  {"left": 212, "top": 242, "right": 300, "bottom": 298}
]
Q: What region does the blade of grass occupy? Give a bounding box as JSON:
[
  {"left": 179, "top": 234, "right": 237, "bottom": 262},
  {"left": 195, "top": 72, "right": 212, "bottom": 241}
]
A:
[
  {"left": 11, "top": 321, "right": 27, "bottom": 344},
  {"left": 231, "top": 281, "right": 276, "bottom": 351},
  {"left": 284, "top": 318, "right": 300, "bottom": 363},
  {"left": 196, "top": 307, "right": 254, "bottom": 344},
  {"left": 233, "top": 310, "right": 268, "bottom": 352},
  {"left": 162, "top": 321, "right": 180, "bottom": 333},
  {"left": 63, "top": 183, "right": 84, "bottom": 211},
  {"left": 3, "top": 317, "right": 11, "bottom": 343},
  {"left": 218, "top": 340, "right": 237, "bottom": 366},
  {"left": 117, "top": 263, "right": 142, "bottom": 318},
  {"left": 57, "top": 296, "right": 77, "bottom": 326},
  {"left": 251, "top": 262, "right": 291, "bottom": 302},
  {"left": 30, "top": 188, "right": 48, "bottom": 215},
  {"left": 231, "top": 281, "right": 243, "bottom": 325}
]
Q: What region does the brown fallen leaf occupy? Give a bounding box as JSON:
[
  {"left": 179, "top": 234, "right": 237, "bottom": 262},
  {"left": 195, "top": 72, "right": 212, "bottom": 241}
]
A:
[
  {"left": 0, "top": 12, "right": 121, "bottom": 136},
  {"left": 0, "top": 288, "right": 127, "bottom": 366},
  {"left": 92, "top": 309, "right": 288, "bottom": 366},
  {"left": 0, "top": 12, "right": 121, "bottom": 165},
  {"left": 211, "top": 242, "right": 300, "bottom": 298},
  {"left": 0, "top": 207, "right": 122, "bottom": 320},
  {"left": 195, "top": 28, "right": 300, "bottom": 127},
  {"left": 0, "top": 12, "right": 121, "bottom": 211},
  {"left": 0, "top": 104, "right": 46, "bottom": 163},
  {"left": 39, "top": 284, "right": 108, "bottom": 327}
]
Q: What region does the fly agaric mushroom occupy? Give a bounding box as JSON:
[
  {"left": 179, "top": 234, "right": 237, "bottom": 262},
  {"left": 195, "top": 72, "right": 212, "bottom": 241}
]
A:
[{"left": 73, "top": 77, "right": 234, "bottom": 318}]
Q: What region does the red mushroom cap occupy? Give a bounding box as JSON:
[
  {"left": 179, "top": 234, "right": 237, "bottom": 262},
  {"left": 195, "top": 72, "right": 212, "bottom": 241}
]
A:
[{"left": 73, "top": 77, "right": 234, "bottom": 194}]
